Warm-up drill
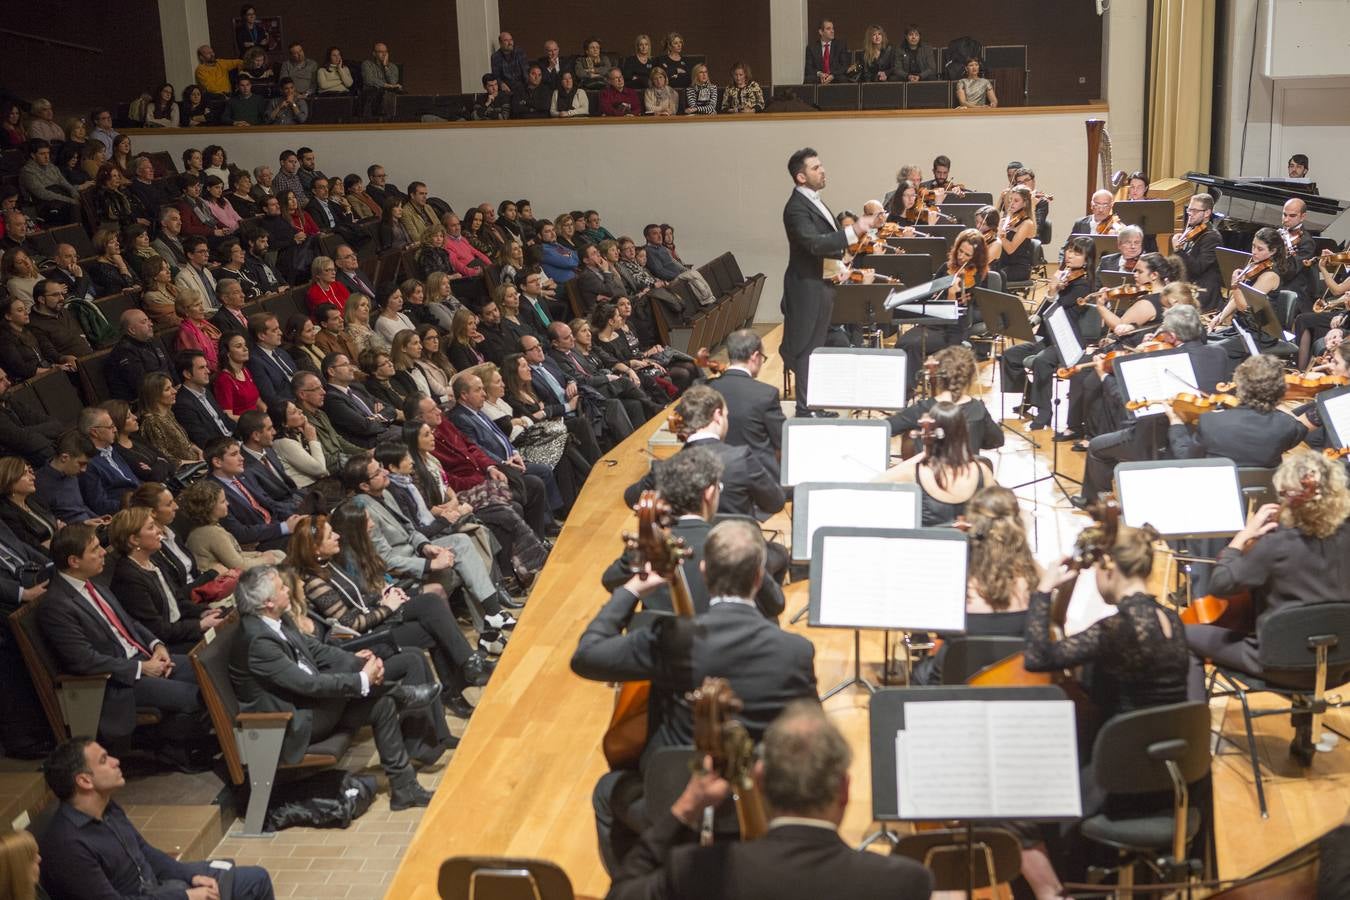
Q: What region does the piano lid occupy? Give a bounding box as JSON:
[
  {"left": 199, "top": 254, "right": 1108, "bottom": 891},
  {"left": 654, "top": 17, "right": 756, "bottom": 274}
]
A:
[{"left": 1186, "top": 172, "right": 1348, "bottom": 241}]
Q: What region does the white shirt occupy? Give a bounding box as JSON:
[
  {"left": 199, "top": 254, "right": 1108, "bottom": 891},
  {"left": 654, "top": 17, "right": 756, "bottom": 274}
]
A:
[
  {"left": 60, "top": 573, "right": 162, "bottom": 677},
  {"left": 794, "top": 185, "right": 858, "bottom": 245}
]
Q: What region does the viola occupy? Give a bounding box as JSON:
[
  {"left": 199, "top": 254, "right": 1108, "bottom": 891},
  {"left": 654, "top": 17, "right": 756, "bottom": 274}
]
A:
[
  {"left": 1305, "top": 248, "right": 1350, "bottom": 269},
  {"left": 603, "top": 493, "right": 697, "bottom": 769},
  {"left": 690, "top": 677, "right": 768, "bottom": 842},
  {"left": 1054, "top": 332, "right": 1179, "bottom": 379},
  {"left": 1176, "top": 221, "right": 1208, "bottom": 247},
  {"left": 1325, "top": 447, "right": 1350, "bottom": 461},
  {"left": 1125, "top": 390, "right": 1239, "bottom": 424},
  {"left": 841, "top": 268, "right": 900, "bottom": 284}
]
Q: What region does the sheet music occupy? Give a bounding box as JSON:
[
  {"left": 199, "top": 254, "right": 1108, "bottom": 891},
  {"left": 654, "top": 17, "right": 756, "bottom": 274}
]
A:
[
  {"left": 1114, "top": 353, "right": 1199, "bottom": 417},
  {"left": 817, "top": 534, "right": 966, "bottom": 630},
  {"left": 807, "top": 351, "right": 907, "bottom": 409},
  {"left": 1115, "top": 463, "right": 1245, "bottom": 536},
  {"left": 801, "top": 488, "right": 918, "bottom": 557},
  {"left": 1045, "top": 306, "right": 1082, "bottom": 367},
  {"left": 1321, "top": 390, "right": 1350, "bottom": 448},
  {"left": 784, "top": 423, "right": 890, "bottom": 486},
  {"left": 897, "top": 700, "right": 1081, "bottom": 819},
  {"left": 891, "top": 301, "right": 962, "bottom": 319}
]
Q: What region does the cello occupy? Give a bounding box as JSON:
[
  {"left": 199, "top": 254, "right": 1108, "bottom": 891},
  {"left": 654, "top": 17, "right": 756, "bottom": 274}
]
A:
[
  {"left": 602, "top": 492, "right": 697, "bottom": 769},
  {"left": 689, "top": 677, "right": 769, "bottom": 843}
]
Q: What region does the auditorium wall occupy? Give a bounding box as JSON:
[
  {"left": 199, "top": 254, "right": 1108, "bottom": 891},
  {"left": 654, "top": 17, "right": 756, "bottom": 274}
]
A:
[{"left": 129, "top": 106, "right": 1101, "bottom": 323}]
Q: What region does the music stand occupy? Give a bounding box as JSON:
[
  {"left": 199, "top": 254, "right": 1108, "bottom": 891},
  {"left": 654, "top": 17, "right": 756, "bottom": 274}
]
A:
[
  {"left": 805, "top": 347, "right": 907, "bottom": 412},
  {"left": 853, "top": 254, "right": 935, "bottom": 286},
  {"left": 866, "top": 686, "right": 1078, "bottom": 871},
  {"left": 831, "top": 283, "right": 895, "bottom": 346},
  {"left": 1012, "top": 305, "right": 1085, "bottom": 495},
  {"left": 1113, "top": 199, "right": 1175, "bottom": 242},
  {"left": 908, "top": 224, "right": 966, "bottom": 249},
  {"left": 972, "top": 287, "right": 1038, "bottom": 446},
  {"left": 1098, "top": 270, "right": 1131, "bottom": 289},
  {"left": 1114, "top": 458, "right": 1246, "bottom": 538},
  {"left": 936, "top": 203, "right": 984, "bottom": 227},
  {"left": 780, "top": 418, "right": 892, "bottom": 486},
  {"left": 809, "top": 527, "right": 968, "bottom": 700},
  {"left": 1089, "top": 234, "right": 1120, "bottom": 259},
  {"left": 892, "top": 237, "right": 949, "bottom": 259},
  {"left": 1316, "top": 386, "right": 1350, "bottom": 448},
  {"left": 1237, "top": 283, "right": 1285, "bottom": 339},
  {"left": 1216, "top": 248, "right": 1251, "bottom": 295}
]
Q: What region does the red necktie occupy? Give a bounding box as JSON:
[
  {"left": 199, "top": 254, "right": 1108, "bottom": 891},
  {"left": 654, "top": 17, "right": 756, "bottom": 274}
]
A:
[
  {"left": 233, "top": 478, "right": 272, "bottom": 523},
  {"left": 85, "top": 583, "right": 150, "bottom": 657},
  {"left": 822, "top": 43, "right": 831, "bottom": 74}
]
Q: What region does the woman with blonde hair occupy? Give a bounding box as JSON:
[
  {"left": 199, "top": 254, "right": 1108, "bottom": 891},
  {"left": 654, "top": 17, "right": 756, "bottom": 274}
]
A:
[
  {"left": 643, "top": 65, "right": 678, "bottom": 116},
  {"left": 623, "top": 33, "right": 655, "bottom": 89},
  {"left": 0, "top": 829, "right": 44, "bottom": 900},
  {"left": 655, "top": 32, "right": 691, "bottom": 88},
  {"left": 684, "top": 64, "right": 719, "bottom": 115},
  {"left": 173, "top": 290, "right": 221, "bottom": 372},
  {"left": 345, "top": 292, "right": 386, "bottom": 354},
  {"left": 857, "top": 25, "right": 896, "bottom": 81}
]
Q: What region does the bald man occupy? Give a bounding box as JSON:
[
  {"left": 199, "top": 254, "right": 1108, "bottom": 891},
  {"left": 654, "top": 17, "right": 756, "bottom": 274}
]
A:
[
  {"left": 105, "top": 309, "right": 173, "bottom": 401},
  {"left": 1281, "top": 197, "right": 1319, "bottom": 305}
]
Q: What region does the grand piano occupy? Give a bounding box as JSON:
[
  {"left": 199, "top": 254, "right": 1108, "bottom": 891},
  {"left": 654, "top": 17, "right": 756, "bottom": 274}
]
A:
[{"left": 1185, "top": 172, "right": 1349, "bottom": 251}]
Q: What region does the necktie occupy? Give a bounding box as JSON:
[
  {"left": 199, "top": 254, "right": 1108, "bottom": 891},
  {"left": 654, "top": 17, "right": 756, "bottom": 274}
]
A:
[
  {"left": 353, "top": 273, "right": 372, "bottom": 297},
  {"left": 476, "top": 409, "right": 513, "bottom": 458},
  {"left": 564, "top": 350, "right": 587, "bottom": 375},
  {"left": 102, "top": 448, "right": 133, "bottom": 482},
  {"left": 320, "top": 203, "right": 334, "bottom": 227},
  {"left": 199, "top": 392, "right": 231, "bottom": 436},
  {"left": 823, "top": 42, "right": 831, "bottom": 74},
  {"left": 232, "top": 478, "right": 272, "bottom": 523},
  {"left": 197, "top": 267, "right": 217, "bottom": 307},
  {"left": 529, "top": 297, "right": 552, "bottom": 327},
  {"left": 271, "top": 349, "right": 293, "bottom": 377},
  {"left": 347, "top": 387, "right": 374, "bottom": 416},
  {"left": 532, "top": 364, "right": 565, "bottom": 404},
  {"left": 85, "top": 583, "right": 150, "bottom": 657}
]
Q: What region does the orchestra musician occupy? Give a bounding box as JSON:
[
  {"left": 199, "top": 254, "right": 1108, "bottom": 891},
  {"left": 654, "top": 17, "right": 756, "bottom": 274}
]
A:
[
  {"left": 1119, "top": 172, "right": 1159, "bottom": 252},
  {"left": 1294, "top": 247, "right": 1350, "bottom": 369},
  {"left": 1295, "top": 341, "right": 1350, "bottom": 450},
  {"left": 888, "top": 345, "right": 1004, "bottom": 454},
  {"left": 973, "top": 205, "right": 1002, "bottom": 266},
  {"left": 1165, "top": 354, "right": 1306, "bottom": 466},
  {"left": 1171, "top": 193, "right": 1223, "bottom": 312},
  {"left": 572, "top": 518, "right": 819, "bottom": 873},
  {"left": 1279, "top": 198, "right": 1320, "bottom": 306},
  {"left": 1186, "top": 450, "right": 1350, "bottom": 761},
  {"left": 874, "top": 401, "right": 999, "bottom": 526},
  {"left": 993, "top": 160, "right": 1023, "bottom": 213},
  {"left": 1067, "top": 189, "right": 1121, "bottom": 245},
  {"left": 779, "top": 147, "right": 878, "bottom": 417},
  {"left": 885, "top": 181, "right": 940, "bottom": 227},
  {"left": 991, "top": 185, "right": 1037, "bottom": 283},
  {"left": 1000, "top": 235, "right": 1096, "bottom": 432},
  {"left": 921, "top": 154, "right": 964, "bottom": 196},
  {"left": 1013, "top": 167, "right": 1051, "bottom": 243},
  {"left": 1098, "top": 225, "right": 1144, "bottom": 275},
  {"left": 881, "top": 164, "right": 925, "bottom": 211},
  {"left": 1210, "top": 226, "right": 1288, "bottom": 361},
  {"left": 896, "top": 228, "right": 988, "bottom": 394}
]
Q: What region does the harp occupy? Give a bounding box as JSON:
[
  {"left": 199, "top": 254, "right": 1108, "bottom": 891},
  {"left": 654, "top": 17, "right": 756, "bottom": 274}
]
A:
[{"left": 1086, "top": 119, "right": 1127, "bottom": 205}]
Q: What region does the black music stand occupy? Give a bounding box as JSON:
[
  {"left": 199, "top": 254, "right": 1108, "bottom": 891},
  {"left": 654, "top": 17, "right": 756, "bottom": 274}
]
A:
[
  {"left": 1089, "top": 234, "right": 1120, "bottom": 259},
  {"left": 1237, "top": 283, "right": 1285, "bottom": 340},
  {"left": 936, "top": 203, "right": 984, "bottom": 227},
  {"left": 892, "top": 237, "right": 949, "bottom": 259},
  {"left": 908, "top": 224, "right": 966, "bottom": 249},
  {"left": 1216, "top": 248, "right": 1251, "bottom": 296},
  {"left": 1113, "top": 199, "right": 1175, "bottom": 243},
  {"left": 1098, "top": 270, "right": 1132, "bottom": 289},
  {"left": 972, "top": 287, "right": 1038, "bottom": 447},
  {"left": 1010, "top": 304, "right": 1085, "bottom": 497},
  {"left": 831, "top": 283, "right": 895, "bottom": 347},
  {"left": 854, "top": 254, "right": 935, "bottom": 286}
]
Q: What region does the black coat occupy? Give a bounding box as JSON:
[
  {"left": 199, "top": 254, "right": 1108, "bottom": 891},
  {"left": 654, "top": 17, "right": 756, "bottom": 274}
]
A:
[
  {"left": 172, "top": 387, "right": 235, "bottom": 449},
  {"left": 0, "top": 496, "right": 56, "bottom": 551},
  {"left": 1173, "top": 228, "right": 1224, "bottom": 310},
  {"left": 1168, "top": 406, "right": 1307, "bottom": 468},
  {"left": 708, "top": 369, "right": 785, "bottom": 477},
  {"left": 803, "top": 39, "right": 850, "bottom": 83},
  {"left": 780, "top": 189, "right": 849, "bottom": 371},
  {"left": 109, "top": 554, "right": 204, "bottom": 652},
  {"left": 106, "top": 336, "right": 173, "bottom": 402},
  {"left": 624, "top": 436, "right": 784, "bottom": 518},
  {"left": 0, "top": 390, "right": 62, "bottom": 465},
  {"left": 323, "top": 383, "right": 393, "bottom": 447}
]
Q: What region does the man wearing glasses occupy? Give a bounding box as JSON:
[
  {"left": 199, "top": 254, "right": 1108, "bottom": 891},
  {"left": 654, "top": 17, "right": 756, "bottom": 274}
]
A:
[
  {"left": 28, "top": 279, "right": 93, "bottom": 359},
  {"left": 1173, "top": 193, "right": 1223, "bottom": 312}
]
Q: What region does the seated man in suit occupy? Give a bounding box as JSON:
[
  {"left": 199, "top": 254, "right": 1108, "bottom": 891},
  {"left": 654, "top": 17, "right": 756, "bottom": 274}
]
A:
[
  {"left": 540, "top": 326, "right": 641, "bottom": 448},
  {"left": 602, "top": 446, "right": 784, "bottom": 619},
  {"left": 709, "top": 329, "right": 785, "bottom": 479},
  {"left": 1098, "top": 224, "right": 1144, "bottom": 275},
  {"left": 1166, "top": 354, "right": 1306, "bottom": 465},
  {"left": 333, "top": 243, "right": 377, "bottom": 301},
  {"left": 209, "top": 276, "right": 252, "bottom": 337},
  {"left": 448, "top": 370, "right": 566, "bottom": 515},
  {"left": 624, "top": 386, "right": 785, "bottom": 519},
  {"left": 205, "top": 437, "right": 303, "bottom": 552},
  {"left": 236, "top": 409, "right": 304, "bottom": 517},
  {"left": 34, "top": 432, "right": 108, "bottom": 526},
  {"left": 105, "top": 309, "right": 173, "bottom": 402},
  {"left": 248, "top": 312, "right": 299, "bottom": 410},
  {"left": 77, "top": 406, "right": 141, "bottom": 516},
  {"left": 174, "top": 349, "right": 237, "bottom": 449},
  {"left": 321, "top": 352, "right": 399, "bottom": 448},
  {"left": 228, "top": 565, "right": 445, "bottom": 810},
  {"left": 572, "top": 518, "right": 818, "bottom": 874},
  {"left": 608, "top": 702, "right": 933, "bottom": 900},
  {"left": 39, "top": 738, "right": 276, "bottom": 900},
  {"left": 0, "top": 365, "right": 63, "bottom": 466},
  {"left": 38, "top": 523, "right": 203, "bottom": 746}
]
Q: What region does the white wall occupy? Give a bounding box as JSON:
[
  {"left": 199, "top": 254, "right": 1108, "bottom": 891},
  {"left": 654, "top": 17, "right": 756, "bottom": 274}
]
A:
[
  {"left": 131, "top": 107, "right": 1101, "bottom": 322},
  {"left": 157, "top": 0, "right": 211, "bottom": 91}
]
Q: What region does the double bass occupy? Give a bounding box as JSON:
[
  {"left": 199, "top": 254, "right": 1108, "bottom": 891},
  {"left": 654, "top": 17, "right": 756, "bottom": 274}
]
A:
[
  {"left": 602, "top": 492, "right": 697, "bottom": 769},
  {"left": 689, "top": 677, "right": 769, "bottom": 842}
]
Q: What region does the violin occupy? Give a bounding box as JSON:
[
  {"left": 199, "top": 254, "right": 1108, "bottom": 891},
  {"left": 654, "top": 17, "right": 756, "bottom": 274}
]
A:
[
  {"left": 1325, "top": 447, "right": 1350, "bottom": 460},
  {"left": 947, "top": 262, "right": 977, "bottom": 291},
  {"left": 1094, "top": 214, "right": 1121, "bottom": 235},
  {"left": 690, "top": 677, "right": 768, "bottom": 843},
  {"left": 1281, "top": 371, "right": 1350, "bottom": 401},
  {"left": 1125, "top": 390, "right": 1240, "bottom": 423},
  {"left": 1001, "top": 211, "right": 1030, "bottom": 235},
  {"left": 930, "top": 178, "right": 967, "bottom": 196},
  {"left": 1176, "top": 221, "right": 1208, "bottom": 247},
  {"left": 1233, "top": 257, "right": 1274, "bottom": 286},
  {"left": 692, "top": 346, "right": 725, "bottom": 377},
  {"left": 1055, "top": 332, "right": 1179, "bottom": 378},
  {"left": 841, "top": 268, "right": 900, "bottom": 284},
  {"left": 603, "top": 492, "right": 697, "bottom": 769},
  {"left": 1032, "top": 190, "right": 1054, "bottom": 203},
  {"left": 1305, "top": 248, "right": 1350, "bottom": 269},
  {"left": 1078, "top": 281, "right": 1148, "bottom": 307},
  {"left": 849, "top": 233, "right": 903, "bottom": 256}
]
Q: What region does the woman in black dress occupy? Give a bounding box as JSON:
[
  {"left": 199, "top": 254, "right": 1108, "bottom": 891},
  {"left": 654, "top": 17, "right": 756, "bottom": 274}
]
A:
[
  {"left": 590, "top": 301, "right": 675, "bottom": 405},
  {"left": 104, "top": 399, "right": 175, "bottom": 485},
  {"left": 0, "top": 456, "right": 59, "bottom": 551},
  {"left": 887, "top": 345, "right": 1003, "bottom": 454}
]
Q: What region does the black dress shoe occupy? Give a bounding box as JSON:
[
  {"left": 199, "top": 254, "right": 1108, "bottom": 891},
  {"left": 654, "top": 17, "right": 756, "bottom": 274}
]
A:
[
  {"left": 390, "top": 781, "right": 435, "bottom": 810},
  {"left": 1052, "top": 429, "right": 1081, "bottom": 443},
  {"left": 388, "top": 682, "right": 441, "bottom": 711},
  {"left": 544, "top": 521, "right": 563, "bottom": 538},
  {"left": 1068, "top": 494, "right": 1091, "bottom": 510},
  {"left": 461, "top": 652, "right": 496, "bottom": 687},
  {"left": 497, "top": 589, "right": 526, "bottom": 610},
  {"left": 443, "top": 692, "right": 476, "bottom": 719}
]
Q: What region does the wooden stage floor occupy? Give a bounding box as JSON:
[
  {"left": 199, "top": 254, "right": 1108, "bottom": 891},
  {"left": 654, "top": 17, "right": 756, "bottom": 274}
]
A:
[{"left": 385, "top": 325, "right": 1349, "bottom": 899}]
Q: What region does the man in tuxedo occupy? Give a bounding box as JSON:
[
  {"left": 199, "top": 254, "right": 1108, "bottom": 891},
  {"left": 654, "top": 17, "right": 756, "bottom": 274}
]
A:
[
  {"left": 229, "top": 565, "right": 443, "bottom": 809},
  {"left": 236, "top": 410, "right": 303, "bottom": 517},
  {"left": 609, "top": 703, "right": 932, "bottom": 900},
  {"left": 602, "top": 446, "right": 785, "bottom": 619},
  {"left": 0, "top": 365, "right": 63, "bottom": 465},
  {"left": 803, "top": 19, "right": 849, "bottom": 84},
  {"left": 624, "top": 386, "right": 784, "bottom": 518},
  {"left": 448, "top": 370, "right": 564, "bottom": 514},
  {"left": 333, "top": 243, "right": 376, "bottom": 300},
  {"left": 322, "top": 352, "right": 399, "bottom": 448},
  {"left": 174, "top": 350, "right": 236, "bottom": 448},
  {"left": 105, "top": 309, "right": 172, "bottom": 402},
  {"left": 210, "top": 276, "right": 251, "bottom": 336},
  {"left": 710, "top": 329, "right": 785, "bottom": 478},
  {"left": 780, "top": 148, "right": 877, "bottom": 417},
  {"left": 38, "top": 524, "right": 203, "bottom": 742},
  {"left": 572, "top": 518, "right": 818, "bottom": 873},
  {"left": 1172, "top": 193, "right": 1223, "bottom": 312},
  {"left": 77, "top": 406, "right": 140, "bottom": 515},
  {"left": 248, "top": 312, "right": 298, "bottom": 409},
  {"left": 205, "top": 437, "right": 303, "bottom": 551},
  {"left": 1098, "top": 225, "right": 1144, "bottom": 275}
]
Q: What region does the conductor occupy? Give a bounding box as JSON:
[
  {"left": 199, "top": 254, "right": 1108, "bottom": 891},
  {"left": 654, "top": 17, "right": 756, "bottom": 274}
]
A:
[{"left": 780, "top": 147, "right": 879, "bottom": 417}]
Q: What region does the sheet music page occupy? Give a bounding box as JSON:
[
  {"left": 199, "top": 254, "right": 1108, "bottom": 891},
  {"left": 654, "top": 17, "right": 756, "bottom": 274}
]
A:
[
  {"left": 1062, "top": 569, "right": 1117, "bottom": 636},
  {"left": 807, "top": 351, "right": 907, "bottom": 409},
  {"left": 1116, "top": 464, "right": 1245, "bottom": 536},
  {"left": 817, "top": 535, "right": 966, "bottom": 630},
  {"left": 892, "top": 302, "right": 962, "bottom": 320},
  {"left": 802, "top": 489, "right": 918, "bottom": 556},
  {"left": 897, "top": 701, "right": 992, "bottom": 819},
  {"left": 1322, "top": 391, "right": 1350, "bottom": 448},
  {"left": 785, "top": 423, "right": 889, "bottom": 485},
  {"left": 1045, "top": 306, "right": 1083, "bottom": 368},
  {"left": 1115, "top": 353, "right": 1199, "bottom": 417},
  {"left": 986, "top": 702, "right": 1083, "bottom": 818}
]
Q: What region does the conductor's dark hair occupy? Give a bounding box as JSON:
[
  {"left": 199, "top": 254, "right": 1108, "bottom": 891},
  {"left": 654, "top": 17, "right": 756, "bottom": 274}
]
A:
[
  {"left": 788, "top": 147, "right": 818, "bottom": 180},
  {"left": 654, "top": 445, "right": 723, "bottom": 516}
]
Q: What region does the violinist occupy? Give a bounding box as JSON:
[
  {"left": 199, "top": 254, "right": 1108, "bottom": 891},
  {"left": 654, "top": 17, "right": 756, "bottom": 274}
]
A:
[
  {"left": 1013, "top": 168, "right": 1050, "bottom": 242},
  {"left": 1166, "top": 354, "right": 1306, "bottom": 466},
  {"left": 897, "top": 229, "right": 988, "bottom": 394},
  {"left": 1279, "top": 198, "right": 1320, "bottom": 305},
  {"left": 887, "top": 345, "right": 1003, "bottom": 454},
  {"left": 1098, "top": 225, "right": 1144, "bottom": 276},
  {"left": 881, "top": 164, "right": 924, "bottom": 211},
  {"left": 1187, "top": 451, "right": 1350, "bottom": 761},
  {"left": 1121, "top": 172, "right": 1160, "bottom": 252},
  {"left": 974, "top": 204, "right": 1002, "bottom": 266},
  {"left": 884, "top": 181, "right": 939, "bottom": 228},
  {"left": 1293, "top": 246, "right": 1350, "bottom": 369},
  {"left": 991, "top": 185, "right": 1037, "bottom": 282},
  {"left": 993, "top": 160, "right": 1023, "bottom": 214},
  {"left": 1211, "top": 226, "right": 1288, "bottom": 360},
  {"left": 1293, "top": 341, "right": 1350, "bottom": 450},
  {"left": 1002, "top": 236, "right": 1096, "bottom": 432},
  {"left": 874, "top": 400, "right": 998, "bottom": 526},
  {"left": 1171, "top": 193, "right": 1222, "bottom": 311},
  {"left": 921, "top": 154, "right": 965, "bottom": 196},
  {"left": 1067, "top": 189, "right": 1121, "bottom": 244}
]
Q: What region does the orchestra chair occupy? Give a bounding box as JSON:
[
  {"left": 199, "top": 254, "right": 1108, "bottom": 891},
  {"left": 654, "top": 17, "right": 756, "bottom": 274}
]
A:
[
  {"left": 1205, "top": 603, "right": 1350, "bottom": 818},
  {"left": 438, "top": 856, "right": 575, "bottom": 900},
  {"left": 893, "top": 827, "right": 1021, "bottom": 893},
  {"left": 1080, "top": 701, "right": 1210, "bottom": 895},
  {"left": 1001, "top": 239, "right": 1042, "bottom": 297},
  {"left": 941, "top": 636, "right": 1027, "bottom": 685},
  {"left": 643, "top": 745, "right": 741, "bottom": 837}
]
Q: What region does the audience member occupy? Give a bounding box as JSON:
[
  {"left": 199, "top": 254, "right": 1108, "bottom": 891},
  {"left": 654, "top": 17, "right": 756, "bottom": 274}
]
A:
[
  {"left": 553, "top": 72, "right": 591, "bottom": 117},
  {"left": 656, "top": 32, "right": 692, "bottom": 88},
  {"left": 34, "top": 433, "right": 104, "bottom": 525},
  {"left": 323, "top": 351, "right": 399, "bottom": 447},
  {"left": 361, "top": 42, "right": 404, "bottom": 117},
  {"left": 206, "top": 436, "right": 302, "bottom": 550},
  {"left": 317, "top": 47, "right": 354, "bottom": 94},
  {"left": 684, "top": 64, "right": 719, "bottom": 115},
  {"left": 805, "top": 19, "right": 848, "bottom": 84},
  {"left": 280, "top": 42, "right": 319, "bottom": 97},
  {"left": 722, "top": 62, "right": 765, "bottom": 113},
  {"left": 103, "top": 399, "right": 175, "bottom": 484},
  {"left": 106, "top": 309, "right": 172, "bottom": 401},
  {"left": 895, "top": 24, "right": 939, "bottom": 81},
  {"left": 0, "top": 367, "right": 63, "bottom": 465},
  {"left": 214, "top": 331, "right": 262, "bottom": 418},
  {"left": 538, "top": 39, "right": 565, "bottom": 86},
  {"left": 511, "top": 65, "right": 552, "bottom": 119},
  {"left": 491, "top": 31, "right": 530, "bottom": 94},
  {"left": 643, "top": 66, "right": 678, "bottom": 116},
  {"left": 139, "top": 370, "right": 206, "bottom": 462},
  {"left": 151, "top": 206, "right": 188, "bottom": 267},
  {"left": 248, "top": 312, "right": 299, "bottom": 408},
  {"left": 599, "top": 68, "right": 638, "bottom": 117},
  {"left": 19, "top": 139, "right": 79, "bottom": 225},
  {"left": 194, "top": 44, "right": 242, "bottom": 97}
]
